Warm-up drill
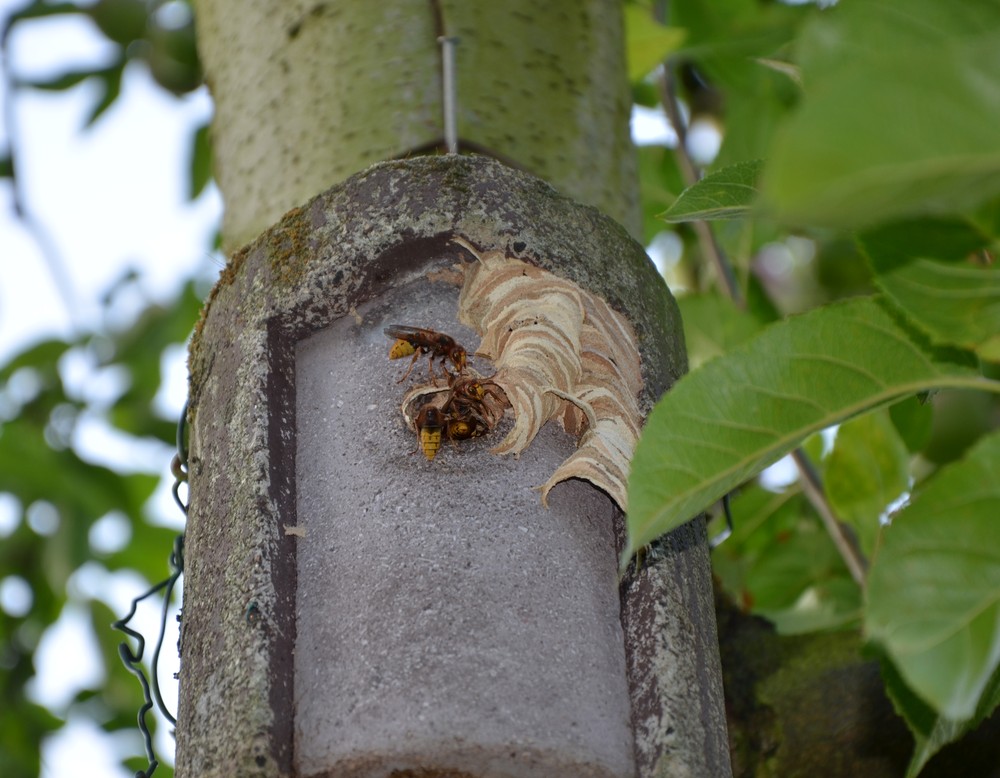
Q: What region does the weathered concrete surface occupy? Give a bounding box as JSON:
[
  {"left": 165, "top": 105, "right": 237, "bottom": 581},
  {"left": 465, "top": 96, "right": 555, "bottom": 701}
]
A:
[
  {"left": 295, "top": 280, "right": 633, "bottom": 776},
  {"left": 177, "top": 155, "right": 728, "bottom": 778}
]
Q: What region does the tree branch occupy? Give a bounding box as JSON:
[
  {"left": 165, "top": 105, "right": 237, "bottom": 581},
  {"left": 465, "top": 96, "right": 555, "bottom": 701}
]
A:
[
  {"left": 791, "top": 449, "right": 867, "bottom": 586},
  {"left": 658, "top": 66, "right": 743, "bottom": 307},
  {"left": 658, "top": 62, "right": 868, "bottom": 584}
]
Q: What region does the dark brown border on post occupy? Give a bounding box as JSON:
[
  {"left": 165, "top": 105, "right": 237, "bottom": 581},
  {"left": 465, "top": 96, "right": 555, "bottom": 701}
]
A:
[{"left": 263, "top": 322, "right": 298, "bottom": 774}]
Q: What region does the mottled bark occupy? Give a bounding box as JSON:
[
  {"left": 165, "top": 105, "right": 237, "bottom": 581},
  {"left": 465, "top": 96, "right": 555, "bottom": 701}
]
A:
[{"left": 192, "top": 0, "right": 639, "bottom": 249}]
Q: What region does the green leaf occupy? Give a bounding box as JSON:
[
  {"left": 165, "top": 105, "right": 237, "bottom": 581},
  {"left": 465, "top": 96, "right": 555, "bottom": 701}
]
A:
[
  {"left": 677, "top": 291, "right": 764, "bottom": 369},
  {"left": 745, "top": 524, "right": 854, "bottom": 606},
  {"left": 762, "top": 0, "right": 1000, "bottom": 229},
  {"left": 624, "top": 5, "right": 686, "bottom": 82},
  {"left": 877, "top": 258, "right": 1000, "bottom": 362},
  {"left": 670, "top": 0, "right": 811, "bottom": 75},
  {"left": 710, "top": 482, "right": 805, "bottom": 598},
  {"left": 624, "top": 296, "right": 999, "bottom": 562},
  {"left": 20, "top": 69, "right": 93, "bottom": 91},
  {"left": 970, "top": 194, "right": 1000, "bottom": 240},
  {"left": 5, "top": 1, "right": 81, "bottom": 24},
  {"left": 710, "top": 482, "right": 862, "bottom": 635},
  {"left": 880, "top": 650, "right": 1000, "bottom": 778},
  {"left": 824, "top": 410, "right": 910, "bottom": 557},
  {"left": 762, "top": 576, "right": 861, "bottom": 636},
  {"left": 84, "top": 62, "right": 125, "bottom": 126},
  {"left": 888, "top": 394, "right": 934, "bottom": 454},
  {"left": 858, "top": 217, "right": 1000, "bottom": 361},
  {"left": 865, "top": 430, "right": 1000, "bottom": 722},
  {"left": 713, "top": 61, "right": 800, "bottom": 169},
  {"left": 659, "top": 159, "right": 763, "bottom": 222},
  {"left": 0, "top": 695, "right": 61, "bottom": 778},
  {"left": 86, "top": 0, "right": 148, "bottom": 47},
  {"left": 814, "top": 236, "right": 875, "bottom": 299},
  {"left": 0, "top": 338, "right": 70, "bottom": 381},
  {"left": 859, "top": 217, "right": 989, "bottom": 272}
]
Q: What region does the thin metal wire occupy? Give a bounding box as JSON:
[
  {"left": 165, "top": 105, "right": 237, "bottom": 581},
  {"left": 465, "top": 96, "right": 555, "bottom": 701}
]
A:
[
  {"left": 438, "top": 35, "right": 459, "bottom": 154},
  {"left": 112, "top": 402, "right": 188, "bottom": 776},
  {"left": 150, "top": 536, "right": 184, "bottom": 726},
  {"left": 708, "top": 493, "right": 733, "bottom": 549},
  {"left": 171, "top": 400, "right": 189, "bottom": 515},
  {"left": 111, "top": 535, "right": 185, "bottom": 777}
]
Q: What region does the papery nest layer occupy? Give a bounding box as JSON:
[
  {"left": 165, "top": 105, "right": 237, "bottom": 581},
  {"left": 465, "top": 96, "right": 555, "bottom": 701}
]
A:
[{"left": 453, "top": 237, "right": 644, "bottom": 512}]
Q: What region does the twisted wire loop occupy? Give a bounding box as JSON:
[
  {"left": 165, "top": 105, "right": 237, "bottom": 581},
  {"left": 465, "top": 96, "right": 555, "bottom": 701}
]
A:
[
  {"left": 709, "top": 493, "right": 734, "bottom": 549},
  {"left": 112, "top": 402, "right": 188, "bottom": 777},
  {"left": 171, "top": 400, "right": 190, "bottom": 516}
]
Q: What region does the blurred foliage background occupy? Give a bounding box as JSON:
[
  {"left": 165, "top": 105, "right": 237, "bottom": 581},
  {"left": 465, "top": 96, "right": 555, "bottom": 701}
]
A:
[
  {"left": 1, "top": 1, "right": 999, "bottom": 777},
  {"left": 2, "top": 1, "right": 204, "bottom": 775}
]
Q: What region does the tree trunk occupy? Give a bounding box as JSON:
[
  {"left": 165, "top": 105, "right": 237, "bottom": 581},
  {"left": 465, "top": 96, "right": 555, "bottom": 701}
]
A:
[
  {"left": 178, "top": 3, "right": 728, "bottom": 776},
  {"left": 192, "top": 0, "right": 640, "bottom": 249}
]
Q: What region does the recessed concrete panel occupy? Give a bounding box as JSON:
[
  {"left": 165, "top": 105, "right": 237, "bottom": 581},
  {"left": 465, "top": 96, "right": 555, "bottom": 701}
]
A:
[
  {"left": 295, "top": 273, "right": 636, "bottom": 777},
  {"left": 179, "top": 156, "right": 727, "bottom": 778}
]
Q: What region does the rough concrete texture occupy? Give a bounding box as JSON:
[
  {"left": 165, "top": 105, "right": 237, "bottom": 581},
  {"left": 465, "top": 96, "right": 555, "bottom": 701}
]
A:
[
  {"left": 178, "top": 155, "right": 728, "bottom": 778},
  {"left": 295, "top": 280, "right": 633, "bottom": 776}
]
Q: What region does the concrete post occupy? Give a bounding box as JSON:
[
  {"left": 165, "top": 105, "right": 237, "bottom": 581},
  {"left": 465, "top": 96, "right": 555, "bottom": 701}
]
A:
[{"left": 177, "top": 155, "right": 729, "bottom": 777}]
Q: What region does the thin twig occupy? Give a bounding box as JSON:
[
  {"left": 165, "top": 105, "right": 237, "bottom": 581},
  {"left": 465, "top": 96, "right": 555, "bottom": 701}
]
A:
[
  {"left": 658, "top": 59, "right": 867, "bottom": 581},
  {"left": 658, "top": 66, "right": 744, "bottom": 308},
  {"left": 792, "top": 448, "right": 867, "bottom": 586}
]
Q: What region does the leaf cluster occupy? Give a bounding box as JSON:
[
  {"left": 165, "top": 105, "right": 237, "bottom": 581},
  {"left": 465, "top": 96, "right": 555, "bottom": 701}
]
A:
[
  {"left": 625, "top": 0, "right": 1000, "bottom": 773},
  {"left": 0, "top": 274, "right": 202, "bottom": 777},
  {"left": 2, "top": 0, "right": 212, "bottom": 199}
]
